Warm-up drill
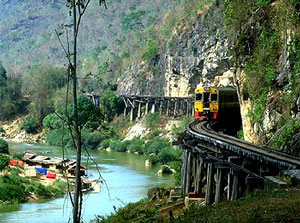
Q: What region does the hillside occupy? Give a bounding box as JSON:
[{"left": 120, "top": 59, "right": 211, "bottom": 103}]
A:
[
  {"left": 0, "top": 0, "right": 180, "bottom": 80},
  {"left": 1, "top": 0, "right": 300, "bottom": 155}
]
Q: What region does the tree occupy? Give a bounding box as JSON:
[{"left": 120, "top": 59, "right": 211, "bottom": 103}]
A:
[
  {"left": 57, "top": 1, "right": 106, "bottom": 222},
  {"left": 100, "top": 89, "right": 123, "bottom": 121},
  {"left": 0, "top": 63, "right": 23, "bottom": 120},
  {"left": 0, "top": 139, "right": 9, "bottom": 154},
  {"left": 0, "top": 62, "right": 7, "bottom": 87},
  {"left": 22, "top": 65, "right": 67, "bottom": 124}
]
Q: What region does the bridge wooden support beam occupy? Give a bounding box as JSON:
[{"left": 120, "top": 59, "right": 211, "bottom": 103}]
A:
[
  {"left": 137, "top": 102, "right": 142, "bottom": 119},
  {"left": 195, "top": 158, "right": 203, "bottom": 194},
  {"left": 130, "top": 107, "right": 135, "bottom": 122},
  {"left": 166, "top": 100, "right": 170, "bottom": 116},
  {"left": 215, "top": 167, "right": 224, "bottom": 203},
  {"left": 205, "top": 161, "right": 214, "bottom": 205},
  {"left": 231, "top": 173, "right": 239, "bottom": 201},
  {"left": 124, "top": 107, "right": 128, "bottom": 117},
  {"left": 151, "top": 103, "right": 156, "bottom": 113},
  {"left": 185, "top": 151, "right": 192, "bottom": 194},
  {"left": 159, "top": 101, "right": 163, "bottom": 115},
  {"left": 145, "top": 102, "right": 149, "bottom": 115},
  {"left": 227, "top": 170, "right": 232, "bottom": 200},
  {"left": 228, "top": 156, "right": 241, "bottom": 201},
  {"left": 174, "top": 100, "right": 178, "bottom": 117},
  {"left": 181, "top": 149, "right": 188, "bottom": 196}
]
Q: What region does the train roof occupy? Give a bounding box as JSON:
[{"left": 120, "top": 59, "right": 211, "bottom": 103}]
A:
[{"left": 195, "top": 86, "right": 236, "bottom": 92}]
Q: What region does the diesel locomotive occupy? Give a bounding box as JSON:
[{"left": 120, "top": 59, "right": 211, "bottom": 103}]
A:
[{"left": 194, "top": 86, "right": 240, "bottom": 120}]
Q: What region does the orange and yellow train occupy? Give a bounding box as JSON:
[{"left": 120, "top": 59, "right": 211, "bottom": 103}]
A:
[{"left": 194, "top": 86, "right": 240, "bottom": 120}]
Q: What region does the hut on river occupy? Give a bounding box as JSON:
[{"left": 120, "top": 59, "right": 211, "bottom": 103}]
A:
[{"left": 22, "top": 151, "right": 86, "bottom": 178}]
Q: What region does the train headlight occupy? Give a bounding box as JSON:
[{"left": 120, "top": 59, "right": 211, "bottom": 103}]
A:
[{"left": 204, "top": 86, "right": 210, "bottom": 91}]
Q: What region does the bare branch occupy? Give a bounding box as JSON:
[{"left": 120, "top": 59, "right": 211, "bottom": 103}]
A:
[{"left": 55, "top": 29, "right": 72, "bottom": 66}]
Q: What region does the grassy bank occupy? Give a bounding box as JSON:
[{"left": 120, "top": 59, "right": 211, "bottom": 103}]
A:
[
  {"left": 0, "top": 164, "right": 67, "bottom": 205},
  {"left": 95, "top": 188, "right": 300, "bottom": 223}
]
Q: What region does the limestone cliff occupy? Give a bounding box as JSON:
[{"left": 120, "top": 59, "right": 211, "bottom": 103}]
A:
[
  {"left": 117, "top": 0, "right": 300, "bottom": 153},
  {"left": 117, "top": 1, "right": 232, "bottom": 97}
]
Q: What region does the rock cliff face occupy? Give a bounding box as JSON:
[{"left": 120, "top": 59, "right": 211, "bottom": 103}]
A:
[
  {"left": 117, "top": 0, "right": 300, "bottom": 148},
  {"left": 162, "top": 4, "right": 232, "bottom": 97},
  {"left": 117, "top": 2, "right": 232, "bottom": 97}
]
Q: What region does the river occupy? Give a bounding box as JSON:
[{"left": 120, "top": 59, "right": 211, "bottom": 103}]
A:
[{"left": 0, "top": 142, "right": 174, "bottom": 223}]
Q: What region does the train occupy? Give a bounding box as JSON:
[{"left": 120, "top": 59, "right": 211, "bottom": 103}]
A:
[{"left": 194, "top": 86, "right": 240, "bottom": 120}]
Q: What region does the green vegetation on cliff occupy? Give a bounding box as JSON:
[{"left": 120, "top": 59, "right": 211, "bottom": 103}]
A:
[{"left": 224, "top": 0, "right": 300, "bottom": 149}]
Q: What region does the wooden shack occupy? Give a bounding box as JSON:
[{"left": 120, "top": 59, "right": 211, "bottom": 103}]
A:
[{"left": 67, "top": 162, "right": 86, "bottom": 178}]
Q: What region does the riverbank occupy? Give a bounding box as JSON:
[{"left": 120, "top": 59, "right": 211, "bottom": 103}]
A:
[
  {"left": 0, "top": 164, "right": 68, "bottom": 206},
  {"left": 0, "top": 142, "right": 174, "bottom": 223},
  {"left": 96, "top": 187, "right": 300, "bottom": 222},
  {"left": 0, "top": 115, "right": 45, "bottom": 144}
]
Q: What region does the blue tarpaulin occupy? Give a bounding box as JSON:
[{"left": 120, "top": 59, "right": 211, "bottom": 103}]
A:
[{"left": 35, "top": 167, "right": 47, "bottom": 175}]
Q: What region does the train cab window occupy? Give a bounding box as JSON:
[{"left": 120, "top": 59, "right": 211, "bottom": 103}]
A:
[
  {"left": 195, "top": 93, "right": 202, "bottom": 101},
  {"left": 203, "top": 93, "right": 210, "bottom": 103},
  {"left": 211, "top": 93, "right": 218, "bottom": 102}
]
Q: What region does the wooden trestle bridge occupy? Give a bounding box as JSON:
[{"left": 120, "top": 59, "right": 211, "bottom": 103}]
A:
[
  {"left": 87, "top": 93, "right": 300, "bottom": 205},
  {"left": 178, "top": 121, "right": 300, "bottom": 205},
  {"left": 122, "top": 95, "right": 194, "bottom": 121},
  {"left": 86, "top": 93, "right": 194, "bottom": 121}
]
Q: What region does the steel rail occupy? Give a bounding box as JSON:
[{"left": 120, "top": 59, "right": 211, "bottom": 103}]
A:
[{"left": 186, "top": 121, "right": 300, "bottom": 169}]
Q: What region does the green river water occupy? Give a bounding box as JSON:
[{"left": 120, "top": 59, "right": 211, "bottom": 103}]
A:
[{"left": 0, "top": 142, "right": 174, "bottom": 223}]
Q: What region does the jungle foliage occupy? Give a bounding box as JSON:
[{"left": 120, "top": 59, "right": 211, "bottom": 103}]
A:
[
  {"left": 43, "top": 90, "right": 123, "bottom": 150},
  {"left": 0, "top": 167, "right": 67, "bottom": 204},
  {"left": 0, "top": 139, "right": 9, "bottom": 154},
  {"left": 224, "top": 0, "right": 300, "bottom": 147}
]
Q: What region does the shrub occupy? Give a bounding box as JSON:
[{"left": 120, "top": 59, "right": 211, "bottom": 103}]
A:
[
  {"left": 157, "top": 147, "right": 180, "bottom": 164},
  {"left": 142, "top": 38, "right": 159, "bottom": 61},
  {"left": 148, "top": 147, "right": 182, "bottom": 165},
  {"left": 145, "top": 113, "right": 161, "bottom": 129},
  {"left": 172, "top": 117, "right": 193, "bottom": 137},
  {"left": 42, "top": 113, "right": 62, "bottom": 130},
  {"left": 127, "top": 139, "right": 145, "bottom": 154},
  {"left": 160, "top": 165, "right": 173, "bottom": 174},
  {"left": 0, "top": 154, "right": 9, "bottom": 170},
  {"left": 110, "top": 140, "right": 128, "bottom": 152},
  {"left": 45, "top": 128, "right": 72, "bottom": 147},
  {"left": 0, "top": 174, "right": 28, "bottom": 203},
  {"left": 0, "top": 126, "right": 4, "bottom": 133},
  {"left": 0, "top": 182, "right": 28, "bottom": 203},
  {"left": 149, "top": 154, "right": 160, "bottom": 165},
  {"left": 144, "top": 138, "right": 170, "bottom": 155},
  {"left": 82, "top": 130, "right": 103, "bottom": 150},
  {"left": 0, "top": 138, "right": 9, "bottom": 154},
  {"left": 100, "top": 89, "right": 124, "bottom": 122},
  {"left": 99, "top": 139, "right": 111, "bottom": 149},
  {"left": 147, "top": 129, "right": 161, "bottom": 140},
  {"left": 21, "top": 116, "right": 39, "bottom": 134}
]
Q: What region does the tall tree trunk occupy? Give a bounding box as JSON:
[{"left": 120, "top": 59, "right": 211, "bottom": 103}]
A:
[{"left": 72, "top": 0, "right": 82, "bottom": 222}]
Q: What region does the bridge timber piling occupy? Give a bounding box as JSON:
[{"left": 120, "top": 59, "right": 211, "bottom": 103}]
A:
[
  {"left": 121, "top": 95, "right": 194, "bottom": 121},
  {"left": 86, "top": 93, "right": 194, "bottom": 121},
  {"left": 177, "top": 120, "right": 300, "bottom": 205}
]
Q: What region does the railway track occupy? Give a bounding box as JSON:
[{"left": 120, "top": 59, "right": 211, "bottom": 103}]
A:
[{"left": 186, "top": 120, "right": 300, "bottom": 170}]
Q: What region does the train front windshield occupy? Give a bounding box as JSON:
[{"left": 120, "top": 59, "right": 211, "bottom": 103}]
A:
[
  {"left": 211, "top": 93, "right": 218, "bottom": 102},
  {"left": 195, "top": 93, "right": 202, "bottom": 101}
]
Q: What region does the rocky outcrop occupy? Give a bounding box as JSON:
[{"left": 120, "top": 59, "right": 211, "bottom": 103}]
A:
[
  {"left": 162, "top": 5, "right": 232, "bottom": 96},
  {"left": 117, "top": 0, "right": 300, "bottom": 148},
  {"left": 0, "top": 115, "right": 45, "bottom": 143},
  {"left": 117, "top": 1, "right": 233, "bottom": 97}
]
